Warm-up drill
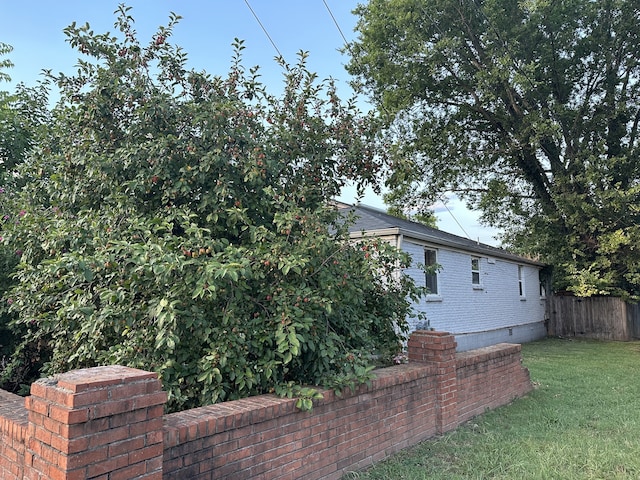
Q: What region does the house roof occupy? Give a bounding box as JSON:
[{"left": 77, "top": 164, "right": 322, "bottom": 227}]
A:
[{"left": 337, "top": 202, "right": 544, "bottom": 267}]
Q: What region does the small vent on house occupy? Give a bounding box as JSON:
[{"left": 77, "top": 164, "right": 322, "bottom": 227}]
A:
[{"left": 487, "top": 257, "right": 496, "bottom": 264}]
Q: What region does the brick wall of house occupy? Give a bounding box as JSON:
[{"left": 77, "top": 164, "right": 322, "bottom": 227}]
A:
[
  {"left": 402, "top": 239, "right": 547, "bottom": 350},
  {"left": 0, "top": 331, "right": 532, "bottom": 480}
]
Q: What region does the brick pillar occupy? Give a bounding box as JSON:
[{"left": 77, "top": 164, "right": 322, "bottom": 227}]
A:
[
  {"left": 408, "top": 330, "right": 459, "bottom": 434},
  {"left": 24, "top": 365, "right": 167, "bottom": 480}
]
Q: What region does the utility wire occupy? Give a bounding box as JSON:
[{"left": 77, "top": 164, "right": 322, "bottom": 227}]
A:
[
  {"left": 324, "top": 2, "right": 489, "bottom": 244},
  {"left": 323, "top": 0, "right": 350, "bottom": 49},
  {"left": 439, "top": 196, "right": 472, "bottom": 241},
  {"left": 243, "top": 0, "right": 284, "bottom": 60},
  {"left": 324, "top": 0, "right": 459, "bottom": 235}
]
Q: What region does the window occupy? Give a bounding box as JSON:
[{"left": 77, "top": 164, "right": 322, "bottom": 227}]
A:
[
  {"left": 518, "top": 265, "right": 525, "bottom": 297},
  {"left": 471, "top": 257, "right": 481, "bottom": 285},
  {"left": 539, "top": 271, "right": 547, "bottom": 298},
  {"left": 424, "top": 249, "right": 438, "bottom": 295}
]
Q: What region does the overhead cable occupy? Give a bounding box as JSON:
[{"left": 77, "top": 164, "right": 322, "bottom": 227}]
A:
[
  {"left": 243, "top": 0, "right": 285, "bottom": 60},
  {"left": 322, "top": 0, "right": 350, "bottom": 48}
]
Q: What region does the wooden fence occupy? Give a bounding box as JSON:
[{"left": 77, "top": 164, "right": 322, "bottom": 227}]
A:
[{"left": 547, "top": 295, "right": 640, "bottom": 341}]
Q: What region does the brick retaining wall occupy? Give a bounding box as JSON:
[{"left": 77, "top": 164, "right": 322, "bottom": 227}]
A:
[
  {"left": 0, "top": 331, "right": 532, "bottom": 479},
  {"left": 456, "top": 343, "right": 533, "bottom": 424},
  {"left": 162, "top": 363, "right": 439, "bottom": 480},
  {"left": 0, "top": 390, "right": 27, "bottom": 480}
]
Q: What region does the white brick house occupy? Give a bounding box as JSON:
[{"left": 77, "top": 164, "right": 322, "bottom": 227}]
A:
[{"left": 338, "top": 203, "right": 548, "bottom": 351}]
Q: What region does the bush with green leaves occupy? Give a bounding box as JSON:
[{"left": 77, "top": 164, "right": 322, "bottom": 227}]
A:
[
  {"left": 0, "top": 43, "right": 54, "bottom": 389},
  {"left": 1, "top": 7, "right": 423, "bottom": 411}
]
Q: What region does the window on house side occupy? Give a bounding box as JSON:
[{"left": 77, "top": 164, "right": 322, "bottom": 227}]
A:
[
  {"left": 518, "top": 265, "right": 525, "bottom": 297},
  {"left": 471, "top": 257, "right": 481, "bottom": 285},
  {"left": 424, "top": 249, "right": 438, "bottom": 295},
  {"left": 539, "top": 271, "right": 547, "bottom": 298}
]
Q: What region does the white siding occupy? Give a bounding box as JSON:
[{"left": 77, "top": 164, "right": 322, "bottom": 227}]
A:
[{"left": 401, "top": 239, "right": 547, "bottom": 350}]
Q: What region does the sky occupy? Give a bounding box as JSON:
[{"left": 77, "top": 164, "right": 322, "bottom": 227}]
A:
[{"left": 1, "top": 0, "right": 500, "bottom": 245}]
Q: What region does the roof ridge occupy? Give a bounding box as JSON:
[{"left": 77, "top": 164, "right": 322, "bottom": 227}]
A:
[{"left": 337, "top": 202, "right": 544, "bottom": 266}]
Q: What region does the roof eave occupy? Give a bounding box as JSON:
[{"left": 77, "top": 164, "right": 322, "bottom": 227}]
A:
[
  {"left": 351, "top": 226, "right": 545, "bottom": 267},
  {"left": 348, "top": 227, "right": 402, "bottom": 238}
]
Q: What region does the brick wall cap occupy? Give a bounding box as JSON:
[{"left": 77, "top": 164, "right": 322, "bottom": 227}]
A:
[
  {"left": 412, "top": 330, "right": 451, "bottom": 337},
  {"left": 53, "top": 366, "right": 158, "bottom": 393},
  {"left": 456, "top": 343, "right": 522, "bottom": 368}
]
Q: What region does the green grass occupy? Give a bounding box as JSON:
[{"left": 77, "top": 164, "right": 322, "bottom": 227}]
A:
[{"left": 343, "top": 338, "right": 640, "bottom": 479}]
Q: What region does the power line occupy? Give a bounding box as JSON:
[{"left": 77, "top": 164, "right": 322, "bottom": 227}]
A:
[
  {"left": 322, "top": 0, "right": 350, "bottom": 48},
  {"left": 439, "top": 196, "right": 472, "bottom": 241},
  {"left": 243, "top": 0, "right": 284, "bottom": 60}
]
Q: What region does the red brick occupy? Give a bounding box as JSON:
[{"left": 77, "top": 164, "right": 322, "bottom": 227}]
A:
[
  {"left": 42, "top": 416, "right": 63, "bottom": 436},
  {"left": 59, "top": 445, "right": 108, "bottom": 470},
  {"left": 33, "top": 426, "right": 52, "bottom": 445},
  {"left": 108, "top": 408, "right": 148, "bottom": 428},
  {"left": 129, "top": 443, "right": 163, "bottom": 464},
  {"left": 86, "top": 453, "right": 130, "bottom": 477},
  {"left": 145, "top": 455, "right": 163, "bottom": 473},
  {"left": 30, "top": 455, "right": 51, "bottom": 477},
  {"left": 29, "top": 382, "right": 49, "bottom": 399},
  {"left": 88, "top": 425, "right": 130, "bottom": 448},
  {"left": 128, "top": 416, "right": 162, "bottom": 437},
  {"left": 146, "top": 430, "right": 164, "bottom": 446},
  {"left": 110, "top": 462, "right": 147, "bottom": 480},
  {"left": 48, "top": 405, "right": 89, "bottom": 425},
  {"left": 109, "top": 382, "right": 150, "bottom": 400},
  {"left": 109, "top": 437, "right": 145, "bottom": 457},
  {"left": 146, "top": 404, "right": 164, "bottom": 419},
  {"left": 25, "top": 397, "right": 49, "bottom": 416},
  {"left": 69, "top": 389, "right": 110, "bottom": 408},
  {"left": 49, "top": 434, "right": 89, "bottom": 455},
  {"left": 136, "top": 392, "right": 168, "bottom": 410},
  {"left": 91, "top": 399, "right": 134, "bottom": 419},
  {"left": 47, "top": 464, "right": 68, "bottom": 480}
]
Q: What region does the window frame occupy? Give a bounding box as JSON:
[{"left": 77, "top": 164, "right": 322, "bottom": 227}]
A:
[
  {"left": 539, "top": 270, "right": 547, "bottom": 298},
  {"left": 518, "top": 265, "right": 525, "bottom": 298},
  {"left": 471, "top": 256, "right": 481, "bottom": 286},
  {"left": 424, "top": 248, "right": 439, "bottom": 295}
]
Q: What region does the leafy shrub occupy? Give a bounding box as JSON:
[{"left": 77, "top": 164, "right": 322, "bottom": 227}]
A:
[{"left": 1, "top": 7, "right": 423, "bottom": 412}]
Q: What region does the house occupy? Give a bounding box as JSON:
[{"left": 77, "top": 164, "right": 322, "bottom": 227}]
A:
[{"left": 338, "top": 203, "right": 548, "bottom": 351}]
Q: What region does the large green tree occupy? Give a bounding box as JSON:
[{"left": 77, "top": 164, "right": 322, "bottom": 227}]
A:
[
  {"left": 2, "top": 7, "right": 423, "bottom": 410},
  {"left": 347, "top": 0, "right": 640, "bottom": 298}
]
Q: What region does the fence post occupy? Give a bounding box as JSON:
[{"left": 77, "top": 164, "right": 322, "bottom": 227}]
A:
[
  {"left": 408, "top": 330, "right": 458, "bottom": 434},
  {"left": 24, "top": 365, "right": 166, "bottom": 480}
]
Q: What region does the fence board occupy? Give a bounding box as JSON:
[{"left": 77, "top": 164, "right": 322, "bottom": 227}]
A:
[
  {"left": 548, "top": 295, "right": 640, "bottom": 341},
  {"left": 628, "top": 302, "right": 640, "bottom": 339}
]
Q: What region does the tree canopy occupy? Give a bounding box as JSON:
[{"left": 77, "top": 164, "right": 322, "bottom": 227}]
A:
[
  {"left": 0, "top": 7, "right": 423, "bottom": 411},
  {"left": 347, "top": 0, "right": 640, "bottom": 298}
]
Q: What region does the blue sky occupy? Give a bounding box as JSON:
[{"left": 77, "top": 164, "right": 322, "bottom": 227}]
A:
[
  {"left": 1, "top": 0, "right": 499, "bottom": 245},
  {"left": 3, "top": 1, "right": 360, "bottom": 100}
]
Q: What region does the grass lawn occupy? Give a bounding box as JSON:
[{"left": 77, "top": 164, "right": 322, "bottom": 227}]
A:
[{"left": 343, "top": 338, "right": 640, "bottom": 479}]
